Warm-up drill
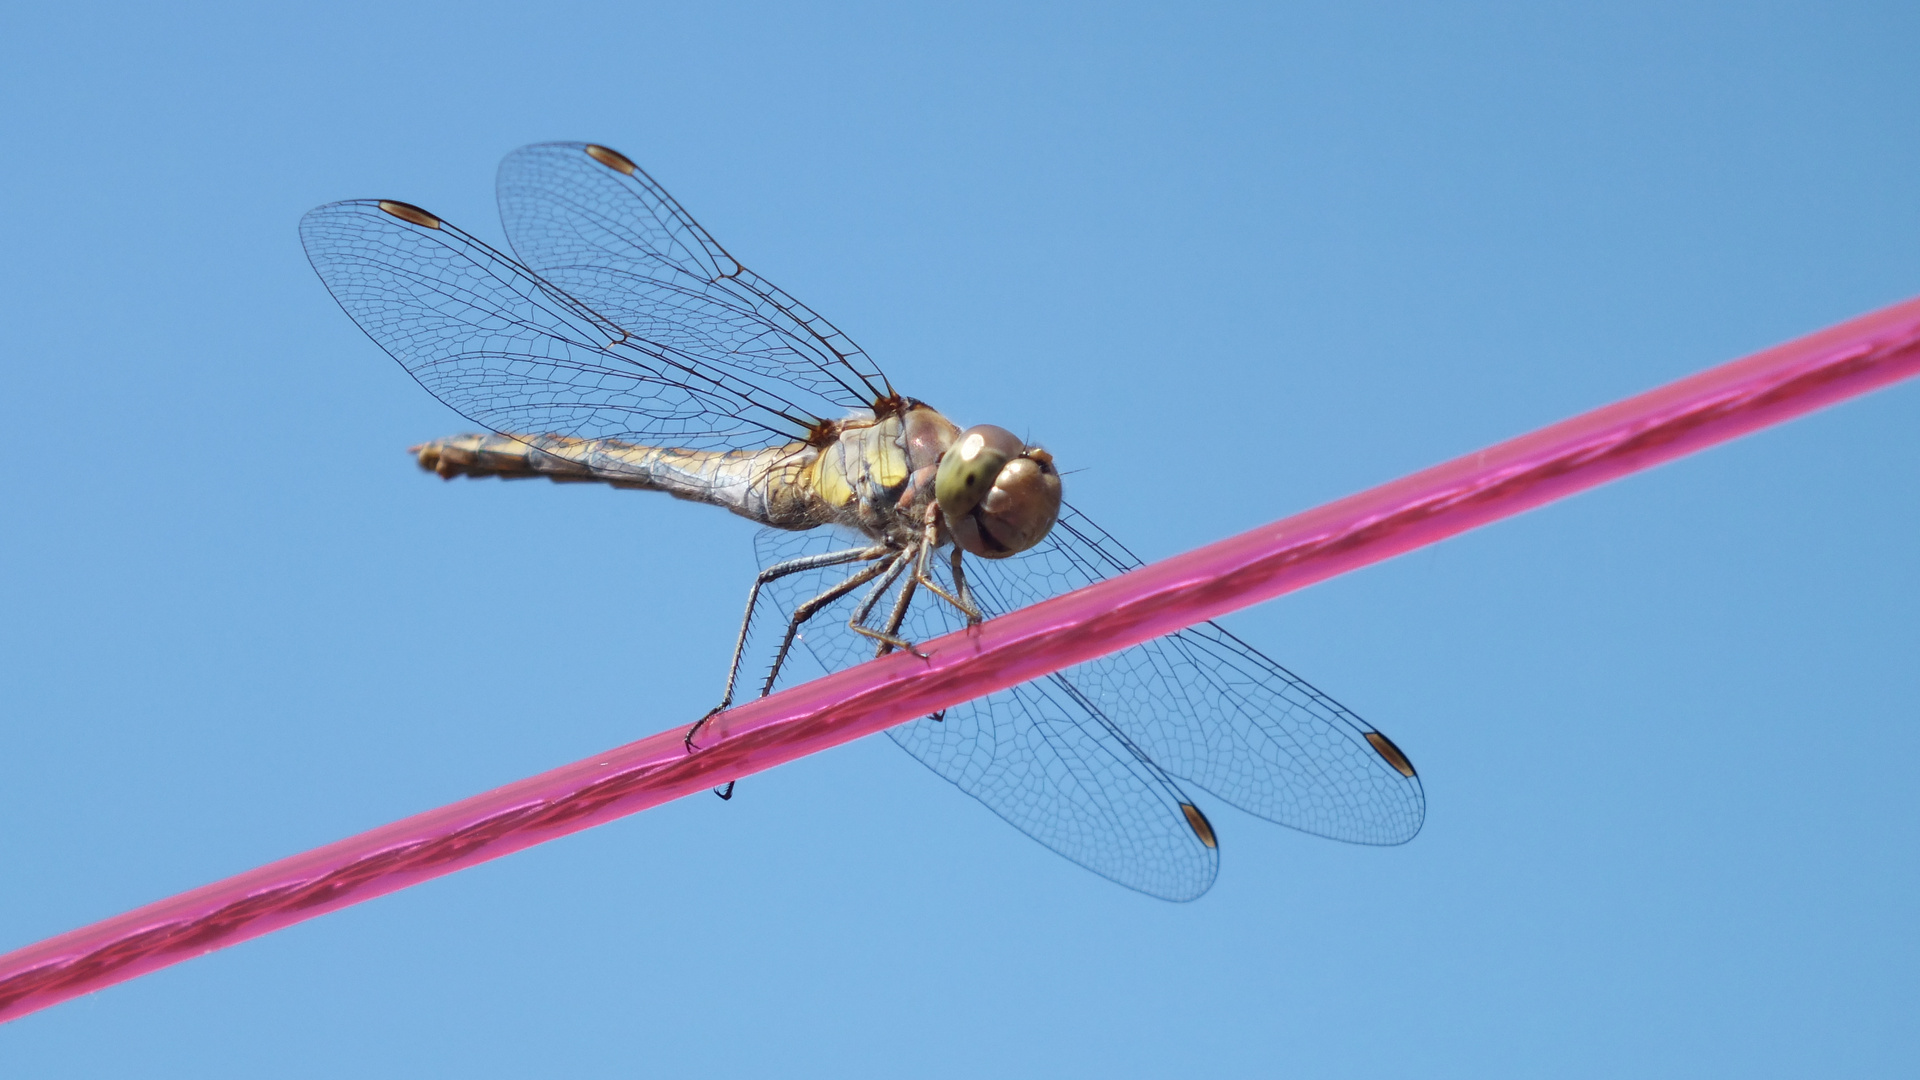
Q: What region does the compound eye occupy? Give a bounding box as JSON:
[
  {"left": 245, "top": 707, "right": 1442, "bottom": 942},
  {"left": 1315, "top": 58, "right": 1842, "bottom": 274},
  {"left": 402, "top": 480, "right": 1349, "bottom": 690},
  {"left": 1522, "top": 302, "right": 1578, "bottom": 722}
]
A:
[
  {"left": 935, "top": 425, "right": 1024, "bottom": 519},
  {"left": 946, "top": 438, "right": 1063, "bottom": 559}
]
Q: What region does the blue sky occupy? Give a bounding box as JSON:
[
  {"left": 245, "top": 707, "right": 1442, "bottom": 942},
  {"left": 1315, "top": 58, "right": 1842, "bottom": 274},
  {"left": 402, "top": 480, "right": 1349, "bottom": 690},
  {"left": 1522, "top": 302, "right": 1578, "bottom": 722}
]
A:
[{"left": 2, "top": 2, "right": 1917, "bottom": 1076}]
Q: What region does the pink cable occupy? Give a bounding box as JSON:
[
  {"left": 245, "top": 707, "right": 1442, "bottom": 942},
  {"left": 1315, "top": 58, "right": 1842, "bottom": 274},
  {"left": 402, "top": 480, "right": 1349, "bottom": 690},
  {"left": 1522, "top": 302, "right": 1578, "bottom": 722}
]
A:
[{"left": 4, "top": 296, "right": 1919, "bottom": 1023}]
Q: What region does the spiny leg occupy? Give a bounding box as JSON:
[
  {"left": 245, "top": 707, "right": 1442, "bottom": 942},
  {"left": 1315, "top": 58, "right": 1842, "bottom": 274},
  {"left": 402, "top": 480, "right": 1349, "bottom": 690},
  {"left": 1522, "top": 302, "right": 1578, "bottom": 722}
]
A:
[
  {"left": 875, "top": 538, "right": 960, "bottom": 722},
  {"left": 846, "top": 547, "right": 922, "bottom": 655},
  {"left": 924, "top": 547, "right": 978, "bottom": 725},
  {"left": 913, "top": 507, "right": 982, "bottom": 625},
  {"left": 948, "top": 545, "right": 980, "bottom": 623},
  {"left": 688, "top": 543, "right": 889, "bottom": 754},
  {"left": 903, "top": 509, "right": 979, "bottom": 720},
  {"left": 756, "top": 554, "right": 904, "bottom": 698},
  {"left": 872, "top": 558, "right": 922, "bottom": 658},
  {"left": 716, "top": 549, "right": 911, "bottom": 801}
]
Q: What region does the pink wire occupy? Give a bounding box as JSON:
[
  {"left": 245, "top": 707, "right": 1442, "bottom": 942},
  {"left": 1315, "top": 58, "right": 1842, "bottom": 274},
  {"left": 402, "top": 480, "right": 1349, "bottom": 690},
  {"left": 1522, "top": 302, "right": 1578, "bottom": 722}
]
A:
[{"left": 5, "top": 296, "right": 1920, "bottom": 1024}]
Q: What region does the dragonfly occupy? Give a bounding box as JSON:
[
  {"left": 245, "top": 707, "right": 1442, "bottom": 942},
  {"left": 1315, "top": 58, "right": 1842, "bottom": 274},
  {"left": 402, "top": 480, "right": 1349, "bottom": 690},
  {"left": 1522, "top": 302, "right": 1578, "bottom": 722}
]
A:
[{"left": 300, "top": 141, "right": 1425, "bottom": 902}]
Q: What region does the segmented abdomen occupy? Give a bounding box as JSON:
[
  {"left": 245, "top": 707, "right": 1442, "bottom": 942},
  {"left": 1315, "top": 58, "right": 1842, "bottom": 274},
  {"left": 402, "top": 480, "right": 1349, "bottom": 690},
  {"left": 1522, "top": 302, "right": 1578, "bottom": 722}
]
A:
[
  {"left": 412, "top": 433, "right": 610, "bottom": 483},
  {"left": 410, "top": 433, "right": 829, "bottom": 529}
]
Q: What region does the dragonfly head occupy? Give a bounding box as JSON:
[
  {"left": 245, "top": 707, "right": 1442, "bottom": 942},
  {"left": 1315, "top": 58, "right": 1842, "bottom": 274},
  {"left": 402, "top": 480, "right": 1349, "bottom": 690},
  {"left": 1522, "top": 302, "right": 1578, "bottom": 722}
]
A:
[{"left": 936, "top": 425, "right": 1062, "bottom": 559}]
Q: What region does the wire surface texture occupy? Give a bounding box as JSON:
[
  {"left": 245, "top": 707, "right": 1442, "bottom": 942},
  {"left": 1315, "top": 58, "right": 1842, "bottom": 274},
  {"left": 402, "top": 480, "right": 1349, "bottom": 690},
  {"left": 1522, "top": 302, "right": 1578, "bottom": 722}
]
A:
[{"left": 5, "top": 295, "right": 1920, "bottom": 1023}]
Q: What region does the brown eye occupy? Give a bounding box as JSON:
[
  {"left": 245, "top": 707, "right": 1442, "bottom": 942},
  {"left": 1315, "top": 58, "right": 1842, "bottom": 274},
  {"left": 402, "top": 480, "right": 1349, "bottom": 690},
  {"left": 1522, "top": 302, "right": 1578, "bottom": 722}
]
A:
[
  {"left": 936, "top": 425, "right": 1024, "bottom": 519},
  {"left": 947, "top": 444, "right": 1063, "bottom": 559}
]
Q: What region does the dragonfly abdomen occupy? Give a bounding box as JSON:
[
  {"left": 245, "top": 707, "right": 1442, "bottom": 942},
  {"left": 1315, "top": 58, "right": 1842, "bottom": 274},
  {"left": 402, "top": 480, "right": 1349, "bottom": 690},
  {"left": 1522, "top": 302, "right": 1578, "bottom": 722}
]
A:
[{"left": 411, "top": 433, "right": 829, "bottom": 528}]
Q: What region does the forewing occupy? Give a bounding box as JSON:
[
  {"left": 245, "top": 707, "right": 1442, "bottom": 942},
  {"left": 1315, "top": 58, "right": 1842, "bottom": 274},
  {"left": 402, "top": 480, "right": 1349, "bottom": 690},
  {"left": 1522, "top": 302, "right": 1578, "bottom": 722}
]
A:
[
  {"left": 752, "top": 529, "right": 1219, "bottom": 901},
  {"left": 300, "top": 200, "right": 816, "bottom": 455},
  {"left": 965, "top": 506, "right": 1428, "bottom": 846},
  {"left": 496, "top": 142, "right": 893, "bottom": 420}
]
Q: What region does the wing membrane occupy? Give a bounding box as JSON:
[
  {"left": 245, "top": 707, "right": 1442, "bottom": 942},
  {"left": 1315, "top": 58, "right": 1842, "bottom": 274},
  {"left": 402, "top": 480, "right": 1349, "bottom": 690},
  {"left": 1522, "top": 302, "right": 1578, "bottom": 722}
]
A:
[
  {"left": 497, "top": 142, "right": 891, "bottom": 419},
  {"left": 301, "top": 200, "right": 838, "bottom": 453},
  {"left": 753, "top": 529, "right": 1218, "bottom": 901},
  {"left": 968, "top": 507, "right": 1426, "bottom": 846},
  {"left": 748, "top": 503, "right": 1423, "bottom": 899}
]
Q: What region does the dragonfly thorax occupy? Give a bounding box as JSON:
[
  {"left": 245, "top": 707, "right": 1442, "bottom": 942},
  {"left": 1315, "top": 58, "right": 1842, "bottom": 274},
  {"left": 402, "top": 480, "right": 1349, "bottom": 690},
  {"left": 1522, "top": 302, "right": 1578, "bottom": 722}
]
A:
[
  {"left": 801, "top": 402, "right": 1061, "bottom": 557},
  {"left": 799, "top": 402, "right": 953, "bottom": 546}
]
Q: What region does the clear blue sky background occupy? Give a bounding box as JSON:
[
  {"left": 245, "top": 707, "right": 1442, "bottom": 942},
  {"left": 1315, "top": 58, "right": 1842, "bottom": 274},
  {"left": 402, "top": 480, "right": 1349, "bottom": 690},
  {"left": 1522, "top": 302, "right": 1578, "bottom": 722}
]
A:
[{"left": 3, "top": 2, "right": 1916, "bottom": 1076}]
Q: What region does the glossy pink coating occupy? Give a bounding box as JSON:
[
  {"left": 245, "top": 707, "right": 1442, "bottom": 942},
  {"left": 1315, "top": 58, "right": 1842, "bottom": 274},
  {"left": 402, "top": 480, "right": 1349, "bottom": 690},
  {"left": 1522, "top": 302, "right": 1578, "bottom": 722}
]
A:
[{"left": 4, "top": 295, "right": 1920, "bottom": 1024}]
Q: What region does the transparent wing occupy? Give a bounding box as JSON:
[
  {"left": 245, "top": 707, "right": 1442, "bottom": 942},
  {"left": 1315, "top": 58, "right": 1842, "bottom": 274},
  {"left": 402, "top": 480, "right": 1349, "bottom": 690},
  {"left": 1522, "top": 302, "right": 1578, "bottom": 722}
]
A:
[
  {"left": 752, "top": 529, "right": 1219, "bottom": 902},
  {"left": 970, "top": 506, "right": 1426, "bottom": 846},
  {"left": 300, "top": 199, "right": 840, "bottom": 455},
  {"left": 496, "top": 142, "right": 893, "bottom": 417},
  {"left": 750, "top": 501, "right": 1424, "bottom": 896}
]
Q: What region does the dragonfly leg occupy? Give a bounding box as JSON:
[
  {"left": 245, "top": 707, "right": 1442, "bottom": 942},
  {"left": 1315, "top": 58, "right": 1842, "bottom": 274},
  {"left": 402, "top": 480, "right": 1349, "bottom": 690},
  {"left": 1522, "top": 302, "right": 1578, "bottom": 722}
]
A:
[
  {"left": 949, "top": 546, "right": 981, "bottom": 625},
  {"left": 756, "top": 553, "right": 903, "bottom": 698},
  {"left": 872, "top": 556, "right": 922, "bottom": 658},
  {"left": 914, "top": 507, "right": 982, "bottom": 624},
  {"left": 846, "top": 548, "right": 923, "bottom": 657},
  {"left": 894, "top": 544, "right": 957, "bottom": 723},
  {"left": 688, "top": 543, "right": 890, "bottom": 753}
]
